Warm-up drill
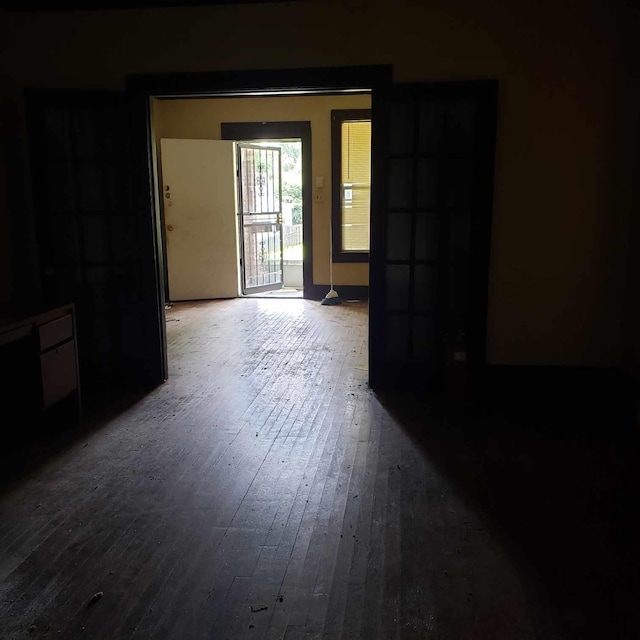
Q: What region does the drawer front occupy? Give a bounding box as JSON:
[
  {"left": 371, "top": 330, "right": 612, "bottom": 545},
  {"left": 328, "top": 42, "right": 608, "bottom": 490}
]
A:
[
  {"left": 40, "top": 340, "right": 78, "bottom": 409},
  {"left": 39, "top": 314, "right": 73, "bottom": 351}
]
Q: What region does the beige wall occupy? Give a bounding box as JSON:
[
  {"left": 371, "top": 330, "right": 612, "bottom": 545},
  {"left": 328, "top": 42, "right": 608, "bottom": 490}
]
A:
[
  {"left": 1, "top": 0, "right": 638, "bottom": 368},
  {"left": 152, "top": 94, "right": 372, "bottom": 286}
]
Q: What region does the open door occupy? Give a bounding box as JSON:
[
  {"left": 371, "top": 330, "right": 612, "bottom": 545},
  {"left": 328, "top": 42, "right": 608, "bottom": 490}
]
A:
[
  {"left": 369, "top": 81, "right": 497, "bottom": 391},
  {"left": 160, "top": 138, "right": 239, "bottom": 301},
  {"left": 25, "top": 90, "right": 166, "bottom": 395},
  {"left": 237, "top": 143, "right": 283, "bottom": 294}
]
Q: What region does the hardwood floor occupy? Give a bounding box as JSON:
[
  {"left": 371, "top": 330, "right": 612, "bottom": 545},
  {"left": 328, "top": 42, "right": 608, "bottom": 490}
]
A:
[{"left": 0, "top": 299, "right": 637, "bottom": 639}]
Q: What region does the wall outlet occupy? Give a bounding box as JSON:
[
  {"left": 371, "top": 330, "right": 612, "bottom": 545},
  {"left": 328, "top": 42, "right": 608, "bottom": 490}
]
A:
[{"left": 314, "top": 188, "right": 325, "bottom": 204}]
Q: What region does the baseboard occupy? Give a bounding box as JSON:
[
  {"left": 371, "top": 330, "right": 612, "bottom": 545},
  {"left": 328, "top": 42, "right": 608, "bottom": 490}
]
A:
[{"left": 304, "top": 284, "right": 369, "bottom": 301}]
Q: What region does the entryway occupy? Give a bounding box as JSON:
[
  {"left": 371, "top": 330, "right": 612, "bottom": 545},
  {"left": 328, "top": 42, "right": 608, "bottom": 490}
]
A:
[{"left": 236, "top": 139, "right": 304, "bottom": 299}]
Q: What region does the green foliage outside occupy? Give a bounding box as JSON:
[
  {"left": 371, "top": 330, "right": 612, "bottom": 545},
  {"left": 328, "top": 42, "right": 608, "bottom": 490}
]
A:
[
  {"left": 280, "top": 142, "right": 302, "bottom": 224},
  {"left": 250, "top": 140, "right": 303, "bottom": 225}
]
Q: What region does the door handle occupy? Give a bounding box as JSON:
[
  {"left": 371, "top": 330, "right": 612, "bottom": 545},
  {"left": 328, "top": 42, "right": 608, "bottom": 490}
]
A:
[{"left": 167, "top": 224, "right": 174, "bottom": 231}]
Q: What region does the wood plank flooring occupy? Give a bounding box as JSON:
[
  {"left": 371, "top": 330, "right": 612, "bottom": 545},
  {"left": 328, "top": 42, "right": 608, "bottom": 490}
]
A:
[{"left": 0, "top": 299, "right": 637, "bottom": 639}]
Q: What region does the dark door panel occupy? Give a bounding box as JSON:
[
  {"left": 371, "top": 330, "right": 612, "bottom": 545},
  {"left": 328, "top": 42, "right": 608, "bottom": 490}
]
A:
[
  {"left": 369, "top": 81, "right": 497, "bottom": 391},
  {"left": 25, "top": 90, "right": 165, "bottom": 399}
]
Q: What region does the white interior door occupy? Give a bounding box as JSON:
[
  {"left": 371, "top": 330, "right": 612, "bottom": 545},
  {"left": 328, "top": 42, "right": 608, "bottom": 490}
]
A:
[{"left": 160, "top": 138, "right": 239, "bottom": 301}]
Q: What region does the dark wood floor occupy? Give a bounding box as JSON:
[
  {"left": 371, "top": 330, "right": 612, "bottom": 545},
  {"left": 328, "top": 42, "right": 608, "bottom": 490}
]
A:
[{"left": 1, "top": 299, "right": 638, "bottom": 639}]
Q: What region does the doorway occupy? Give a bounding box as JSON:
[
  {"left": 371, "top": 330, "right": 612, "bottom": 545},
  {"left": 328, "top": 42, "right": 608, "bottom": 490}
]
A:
[
  {"left": 236, "top": 142, "right": 285, "bottom": 295},
  {"left": 221, "top": 120, "right": 313, "bottom": 299},
  {"left": 237, "top": 139, "right": 303, "bottom": 298},
  {"left": 143, "top": 74, "right": 496, "bottom": 389}
]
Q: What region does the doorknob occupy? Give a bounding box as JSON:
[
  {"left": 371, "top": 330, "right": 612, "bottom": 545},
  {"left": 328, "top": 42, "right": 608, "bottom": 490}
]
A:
[{"left": 167, "top": 224, "right": 174, "bottom": 231}]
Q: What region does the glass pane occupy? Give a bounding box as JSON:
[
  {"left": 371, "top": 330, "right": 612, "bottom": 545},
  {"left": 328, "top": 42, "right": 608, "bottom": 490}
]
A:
[
  {"left": 412, "top": 316, "right": 437, "bottom": 368},
  {"left": 418, "top": 101, "right": 445, "bottom": 153},
  {"left": 387, "top": 159, "right": 413, "bottom": 209},
  {"left": 83, "top": 215, "right": 109, "bottom": 263},
  {"left": 386, "top": 315, "right": 409, "bottom": 361},
  {"left": 416, "top": 158, "right": 438, "bottom": 209},
  {"left": 47, "top": 161, "right": 76, "bottom": 213},
  {"left": 386, "top": 264, "right": 410, "bottom": 311},
  {"left": 102, "top": 105, "right": 129, "bottom": 157},
  {"left": 51, "top": 215, "right": 80, "bottom": 264},
  {"left": 341, "top": 121, "right": 370, "bottom": 252},
  {"left": 446, "top": 101, "right": 476, "bottom": 153},
  {"left": 342, "top": 121, "right": 371, "bottom": 183},
  {"left": 86, "top": 266, "right": 111, "bottom": 314},
  {"left": 107, "top": 164, "right": 132, "bottom": 212},
  {"left": 73, "top": 109, "right": 101, "bottom": 158},
  {"left": 43, "top": 108, "right": 74, "bottom": 159},
  {"left": 50, "top": 266, "right": 79, "bottom": 302},
  {"left": 111, "top": 215, "right": 137, "bottom": 264},
  {"left": 91, "top": 313, "right": 113, "bottom": 356},
  {"left": 450, "top": 259, "right": 469, "bottom": 315},
  {"left": 450, "top": 211, "right": 471, "bottom": 261},
  {"left": 77, "top": 162, "right": 106, "bottom": 212},
  {"left": 113, "top": 266, "right": 141, "bottom": 305},
  {"left": 389, "top": 103, "right": 415, "bottom": 154},
  {"left": 442, "top": 158, "right": 473, "bottom": 210},
  {"left": 342, "top": 186, "right": 370, "bottom": 252},
  {"left": 386, "top": 212, "right": 411, "bottom": 261},
  {"left": 414, "top": 265, "right": 438, "bottom": 312},
  {"left": 415, "top": 213, "right": 439, "bottom": 262}
]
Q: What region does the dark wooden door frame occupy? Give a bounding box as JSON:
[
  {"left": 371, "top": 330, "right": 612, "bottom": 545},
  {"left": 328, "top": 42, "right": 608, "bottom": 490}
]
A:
[
  {"left": 221, "top": 121, "right": 312, "bottom": 297},
  {"left": 127, "top": 66, "right": 393, "bottom": 385}
]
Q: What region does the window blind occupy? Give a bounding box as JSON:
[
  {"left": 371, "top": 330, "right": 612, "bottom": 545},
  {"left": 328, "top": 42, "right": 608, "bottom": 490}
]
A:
[{"left": 341, "top": 120, "right": 371, "bottom": 252}]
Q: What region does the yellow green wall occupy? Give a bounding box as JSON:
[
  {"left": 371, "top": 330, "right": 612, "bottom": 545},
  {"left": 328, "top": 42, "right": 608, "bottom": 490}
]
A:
[
  {"left": 1, "top": 0, "right": 638, "bottom": 368},
  {"left": 152, "top": 94, "right": 372, "bottom": 286}
]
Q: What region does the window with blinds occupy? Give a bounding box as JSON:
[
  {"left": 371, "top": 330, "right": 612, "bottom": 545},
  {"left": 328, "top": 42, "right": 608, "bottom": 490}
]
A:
[
  {"left": 331, "top": 109, "right": 372, "bottom": 262},
  {"left": 341, "top": 120, "right": 371, "bottom": 252}
]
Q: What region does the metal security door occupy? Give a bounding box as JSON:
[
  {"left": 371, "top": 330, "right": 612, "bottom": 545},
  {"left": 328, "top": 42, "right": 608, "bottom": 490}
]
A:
[{"left": 237, "top": 144, "right": 283, "bottom": 294}]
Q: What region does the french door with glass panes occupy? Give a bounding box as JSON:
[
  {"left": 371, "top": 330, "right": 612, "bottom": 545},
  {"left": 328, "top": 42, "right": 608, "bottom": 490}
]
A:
[{"left": 369, "top": 81, "right": 497, "bottom": 391}]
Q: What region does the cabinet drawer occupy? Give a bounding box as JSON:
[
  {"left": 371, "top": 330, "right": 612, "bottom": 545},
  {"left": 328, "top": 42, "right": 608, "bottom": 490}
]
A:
[
  {"left": 39, "top": 314, "right": 73, "bottom": 351},
  {"left": 40, "top": 340, "right": 78, "bottom": 409}
]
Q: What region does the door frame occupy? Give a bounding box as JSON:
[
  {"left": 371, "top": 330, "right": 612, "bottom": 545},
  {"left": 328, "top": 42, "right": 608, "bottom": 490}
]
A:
[
  {"left": 221, "top": 121, "right": 311, "bottom": 296},
  {"left": 127, "top": 66, "right": 392, "bottom": 384}
]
